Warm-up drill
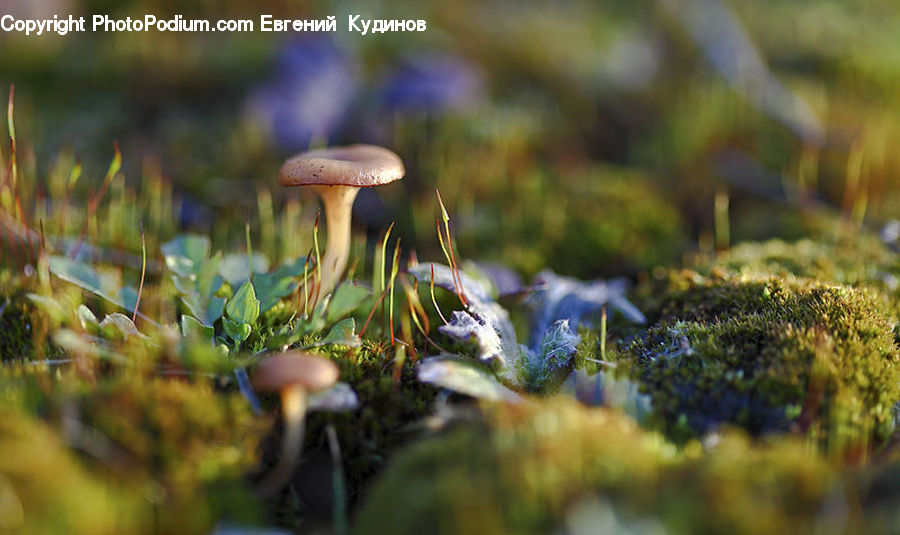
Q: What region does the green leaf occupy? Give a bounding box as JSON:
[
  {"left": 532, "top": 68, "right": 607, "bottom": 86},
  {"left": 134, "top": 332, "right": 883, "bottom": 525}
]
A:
[
  {"left": 253, "top": 256, "right": 309, "bottom": 314},
  {"left": 313, "top": 318, "right": 361, "bottom": 348},
  {"left": 99, "top": 313, "right": 145, "bottom": 341},
  {"left": 265, "top": 314, "right": 326, "bottom": 350},
  {"left": 326, "top": 282, "right": 372, "bottom": 323},
  {"left": 163, "top": 237, "right": 226, "bottom": 327},
  {"left": 180, "top": 314, "right": 214, "bottom": 343},
  {"left": 48, "top": 256, "right": 139, "bottom": 312},
  {"left": 226, "top": 280, "right": 259, "bottom": 325},
  {"left": 202, "top": 296, "right": 227, "bottom": 327},
  {"left": 181, "top": 253, "right": 226, "bottom": 326},
  {"left": 219, "top": 252, "right": 270, "bottom": 285},
  {"left": 223, "top": 318, "right": 252, "bottom": 343},
  {"left": 76, "top": 305, "right": 100, "bottom": 334},
  {"left": 161, "top": 235, "right": 210, "bottom": 278}
]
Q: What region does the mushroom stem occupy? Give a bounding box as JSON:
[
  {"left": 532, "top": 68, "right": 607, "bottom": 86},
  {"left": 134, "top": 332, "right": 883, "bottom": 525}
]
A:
[
  {"left": 313, "top": 185, "right": 359, "bottom": 300},
  {"left": 258, "top": 386, "right": 308, "bottom": 497}
]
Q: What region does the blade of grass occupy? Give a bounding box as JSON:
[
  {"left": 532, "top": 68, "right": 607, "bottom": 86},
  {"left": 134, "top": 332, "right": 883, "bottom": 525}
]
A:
[
  {"left": 6, "top": 85, "right": 29, "bottom": 267},
  {"left": 401, "top": 277, "right": 429, "bottom": 333},
  {"left": 429, "top": 264, "right": 448, "bottom": 325},
  {"left": 7, "top": 85, "right": 16, "bottom": 189},
  {"left": 444, "top": 227, "right": 466, "bottom": 307},
  {"left": 435, "top": 190, "right": 467, "bottom": 307},
  {"left": 14, "top": 184, "right": 30, "bottom": 265},
  {"left": 435, "top": 219, "right": 459, "bottom": 296},
  {"left": 359, "top": 287, "right": 388, "bottom": 338},
  {"left": 400, "top": 305, "right": 416, "bottom": 362},
  {"left": 133, "top": 220, "right": 146, "bottom": 323},
  {"left": 392, "top": 343, "right": 406, "bottom": 383},
  {"left": 58, "top": 156, "right": 82, "bottom": 236},
  {"left": 302, "top": 247, "right": 313, "bottom": 318},
  {"left": 89, "top": 142, "right": 122, "bottom": 213},
  {"left": 388, "top": 238, "right": 401, "bottom": 346},
  {"left": 313, "top": 209, "right": 322, "bottom": 303},
  {"left": 377, "top": 222, "right": 394, "bottom": 294},
  {"left": 399, "top": 276, "right": 431, "bottom": 361},
  {"left": 245, "top": 213, "right": 253, "bottom": 283},
  {"left": 71, "top": 142, "right": 122, "bottom": 259}
]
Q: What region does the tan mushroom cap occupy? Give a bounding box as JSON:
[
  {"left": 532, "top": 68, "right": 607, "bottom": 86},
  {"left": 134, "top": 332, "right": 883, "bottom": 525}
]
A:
[
  {"left": 279, "top": 144, "right": 405, "bottom": 188},
  {"left": 253, "top": 351, "right": 339, "bottom": 392}
]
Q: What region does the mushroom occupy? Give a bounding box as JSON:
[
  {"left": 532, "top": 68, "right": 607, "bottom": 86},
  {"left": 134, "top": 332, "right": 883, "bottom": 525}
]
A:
[
  {"left": 253, "top": 350, "right": 339, "bottom": 497},
  {"left": 279, "top": 144, "right": 405, "bottom": 300}
]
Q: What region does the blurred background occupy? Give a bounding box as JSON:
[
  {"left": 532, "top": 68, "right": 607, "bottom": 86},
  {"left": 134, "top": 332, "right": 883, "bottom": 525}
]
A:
[{"left": 3, "top": 0, "right": 899, "bottom": 280}]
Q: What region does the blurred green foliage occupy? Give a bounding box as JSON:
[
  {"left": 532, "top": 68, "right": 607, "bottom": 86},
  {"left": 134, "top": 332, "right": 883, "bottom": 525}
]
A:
[
  {"left": 2, "top": 0, "right": 900, "bottom": 532},
  {"left": 355, "top": 398, "right": 862, "bottom": 535},
  {"left": 2, "top": 0, "right": 900, "bottom": 270}
]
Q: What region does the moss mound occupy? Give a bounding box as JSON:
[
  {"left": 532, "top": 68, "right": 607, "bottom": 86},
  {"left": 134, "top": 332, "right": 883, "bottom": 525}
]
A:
[
  {"left": 661, "top": 432, "right": 837, "bottom": 534},
  {"left": 0, "top": 406, "right": 145, "bottom": 534},
  {"left": 0, "top": 363, "right": 265, "bottom": 534},
  {"left": 0, "top": 282, "right": 38, "bottom": 362},
  {"left": 353, "top": 399, "right": 676, "bottom": 535},
  {"left": 707, "top": 237, "right": 900, "bottom": 317},
  {"left": 353, "top": 398, "right": 845, "bottom": 535},
  {"left": 77, "top": 373, "right": 265, "bottom": 531},
  {"left": 625, "top": 269, "right": 900, "bottom": 447}
]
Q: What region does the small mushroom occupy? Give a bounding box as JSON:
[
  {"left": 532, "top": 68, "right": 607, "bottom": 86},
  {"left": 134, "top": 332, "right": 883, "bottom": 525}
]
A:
[
  {"left": 253, "top": 350, "right": 339, "bottom": 497},
  {"left": 279, "top": 144, "right": 405, "bottom": 300}
]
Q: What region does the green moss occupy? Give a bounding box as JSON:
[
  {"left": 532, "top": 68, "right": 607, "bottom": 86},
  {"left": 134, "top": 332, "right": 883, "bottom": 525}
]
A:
[
  {"left": 0, "top": 275, "right": 70, "bottom": 363},
  {"left": 0, "top": 406, "right": 146, "bottom": 534},
  {"left": 660, "top": 433, "right": 837, "bottom": 534},
  {"left": 0, "top": 326, "right": 267, "bottom": 533},
  {"left": 354, "top": 398, "right": 844, "bottom": 535},
  {"left": 75, "top": 373, "right": 266, "bottom": 533},
  {"left": 706, "top": 237, "right": 900, "bottom": 316},
  {"left": 0, "top": 279, "right": 38, "bottom": 362},
  {"left": 625, "top": 269, "right": 900, "bottom": 448},
  {"left": 0, "top": 364, "right": 266, "bottom": 533},
  {"left": 355, "top": 422, "right": 505, "bottom": 535},
  {"left": 354, "top": 399, "right": 675, "bottom": 535}
]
